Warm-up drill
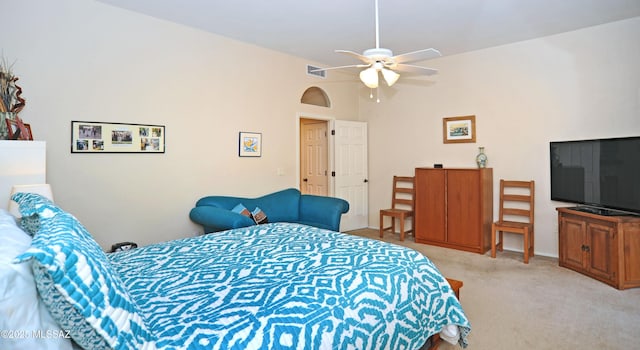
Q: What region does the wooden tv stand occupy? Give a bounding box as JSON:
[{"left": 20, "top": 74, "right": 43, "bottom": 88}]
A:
[{"left": 557, "top": 207, "right": 640, "bottom": 290}]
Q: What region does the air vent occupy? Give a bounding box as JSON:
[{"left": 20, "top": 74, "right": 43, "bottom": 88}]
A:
[{"left": 307, "top": 65, "right": 326, "bottom": 78}]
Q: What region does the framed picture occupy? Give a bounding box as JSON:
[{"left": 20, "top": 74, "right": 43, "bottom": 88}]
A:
[
  {"left": 5, "top": 116, "right": 31, "bottom": 140},
  {"left": 71, "top": 121, "right": 165, "bottom": 153},
  {"left": 239, "top": 132, "right": 262, "bottom": 157},
  {"left": 443, "top": 115, "right": 476, "bottom": 144},
  {"left": 23, "top": 124, "right": 33, "bottom": 140}
]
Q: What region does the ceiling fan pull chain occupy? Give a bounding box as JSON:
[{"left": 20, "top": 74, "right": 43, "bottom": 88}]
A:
[{"left": 376, "top": 88, "right": 380, "bottom": 103}]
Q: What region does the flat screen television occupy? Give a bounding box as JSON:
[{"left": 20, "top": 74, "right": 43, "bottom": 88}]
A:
[{"left": 550, "top": 136, "right": 640, "bottom": 216}]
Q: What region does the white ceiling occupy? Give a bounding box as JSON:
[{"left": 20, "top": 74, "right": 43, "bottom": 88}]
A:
[{"left": 97, "top": 0, "right": 640, "bottom": 68}]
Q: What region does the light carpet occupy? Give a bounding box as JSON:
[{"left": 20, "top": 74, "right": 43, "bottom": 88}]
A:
[{"left": 346, "top": 228, "right": 640, "bottom": 350}]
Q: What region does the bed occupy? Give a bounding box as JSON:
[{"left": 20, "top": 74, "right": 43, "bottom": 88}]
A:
[{"left": 4, "top": 193, "right": 470, "bottom": 350}]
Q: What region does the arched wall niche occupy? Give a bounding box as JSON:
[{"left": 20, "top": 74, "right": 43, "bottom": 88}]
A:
[{"left": 300, "top": 86, "right": 331, "bottom": 107}]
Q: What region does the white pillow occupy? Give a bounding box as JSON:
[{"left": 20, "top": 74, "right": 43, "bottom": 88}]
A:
[{"left": 0, "top": 209, "right": 72, "bottom": 350}]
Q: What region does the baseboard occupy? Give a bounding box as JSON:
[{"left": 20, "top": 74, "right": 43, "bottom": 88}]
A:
[
  {"left": 499, "top": 247, "right": 558, "bottom": 259},
  {"left": 362, "top": 225, "right": 560, "bottom": 259}
]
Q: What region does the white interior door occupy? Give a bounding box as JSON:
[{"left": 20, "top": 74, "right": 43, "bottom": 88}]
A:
[
  {"left": 300, "top": 120, "right": 328, "bottom": 195},
  {"left": 333, "top": 120, "right": 368, "bottom": 231}
]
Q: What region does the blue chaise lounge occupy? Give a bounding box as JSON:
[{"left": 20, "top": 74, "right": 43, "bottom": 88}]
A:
[{"left": 189, "top": 188, "right": 350, "bottom": 233}]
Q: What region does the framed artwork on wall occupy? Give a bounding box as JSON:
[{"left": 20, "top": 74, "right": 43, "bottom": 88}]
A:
[
  {"left": 443, "top": 115, "right": 476, "bottom": 144},
  {"left": 239, "top": 132, "right": 262, "bottom": 157},
  {"left": 71, "top": 121, "right": 165, "bottom": 153}
]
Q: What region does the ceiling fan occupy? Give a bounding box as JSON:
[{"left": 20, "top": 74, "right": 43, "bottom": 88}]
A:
[{"left": 312, "top": 0, "right": 441, "bottom": 89}]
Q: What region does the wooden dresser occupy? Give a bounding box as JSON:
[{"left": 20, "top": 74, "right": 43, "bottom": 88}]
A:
[
  {"left": 557, "top": 207, "right": 640, "bottom": 290},
  {"left": 414, "top": 167, "right": 493, "bottom": 254}
]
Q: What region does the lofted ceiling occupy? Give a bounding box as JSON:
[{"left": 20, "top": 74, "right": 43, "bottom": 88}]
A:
[{"left": 97, "top": 0, "right": 640, "bottom": 69}]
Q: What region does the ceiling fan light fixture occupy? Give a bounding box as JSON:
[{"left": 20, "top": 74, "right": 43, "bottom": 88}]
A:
[
  {"left": 381, "top": 67, "right": 400, "bottom": 86},
  {"left": 360, "top": 67, "right": 379, "bottom": 88},
  {"left": 325, "top": 0, "right": 440, "bottom": 93}
]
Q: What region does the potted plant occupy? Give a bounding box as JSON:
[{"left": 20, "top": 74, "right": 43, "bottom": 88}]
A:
[{"left": 0, "top": 56, "right": 27, "bottom": 140}]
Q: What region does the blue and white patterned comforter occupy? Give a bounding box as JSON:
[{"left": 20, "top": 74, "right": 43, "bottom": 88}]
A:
[{"left": 108, "top": 223, "right": 470, "bottom": 349}]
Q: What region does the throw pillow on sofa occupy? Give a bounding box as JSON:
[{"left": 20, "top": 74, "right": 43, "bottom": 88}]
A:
[
  {"left": 251, "top": 207, "right": 268, "bottom": 224},
  {"left": 232, "top": 203, "right": 252, "bottom": 218}
]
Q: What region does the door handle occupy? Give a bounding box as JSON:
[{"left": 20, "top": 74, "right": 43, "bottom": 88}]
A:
[
  {"left": 364, "top": 179, "right": 369, "bottom": 183},
  {"left": 303, "top": 178, "right": 308, "bottom": 182}
]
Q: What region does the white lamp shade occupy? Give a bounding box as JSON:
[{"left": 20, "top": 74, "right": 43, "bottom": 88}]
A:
[
  {"left": 8, "top": 184, "right": 54, "bottom": 218},
  {"left": 381, "top": 68, "right": 400, "bottom": 86},
  {"left": 359, "top": 67, "right": 379, "bottom": 88}
]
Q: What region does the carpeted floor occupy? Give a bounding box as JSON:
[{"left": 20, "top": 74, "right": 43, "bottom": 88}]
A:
[{"left": 346, "top": 228, "right": 640, "bottom": 350}]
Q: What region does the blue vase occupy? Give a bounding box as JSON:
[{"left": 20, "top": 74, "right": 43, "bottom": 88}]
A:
[{"left": 476, "top": 147, "right": 488, "bottom": 168}]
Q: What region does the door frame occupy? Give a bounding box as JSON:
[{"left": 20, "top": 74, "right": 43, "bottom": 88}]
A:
[{"left": 296, "top": 113, "right": 334, "bottom": 196}]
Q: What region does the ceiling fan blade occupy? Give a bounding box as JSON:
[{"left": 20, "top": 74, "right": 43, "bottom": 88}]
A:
[
  {"left": 335, "top": 50, "right": 374, "bottom": 64},
  {"left": 392, "top": 48, "right": 442, "bottom": 64},
  {"left": 393, "top": 64, "right": 438, "bottom": 75},
  {"left": 309, "top": 64, "right": 370, "bottom": 73}
]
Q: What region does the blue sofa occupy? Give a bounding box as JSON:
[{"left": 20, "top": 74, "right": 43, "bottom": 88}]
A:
[{"left": 189, "top": 188, "right": 350, "bottom": 233}]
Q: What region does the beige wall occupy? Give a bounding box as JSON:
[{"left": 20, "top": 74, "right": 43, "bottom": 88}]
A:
[
  {"left": 1, "top": 0, "right": 359, "bottom": 248},
  {"left": 363, "top": 17, "right": 640, "bottom": 257}
]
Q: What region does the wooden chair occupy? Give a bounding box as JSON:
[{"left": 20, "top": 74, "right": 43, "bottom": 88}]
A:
[
  {"left": 379, "top": 176, "right": 414, "bottom": 241},
  {"left": 491, "top": 179, "right": 535, "bottom": 264}
]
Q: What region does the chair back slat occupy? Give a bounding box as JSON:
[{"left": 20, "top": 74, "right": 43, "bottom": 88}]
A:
[
  {"left": 503, "top": 208, "right": 531, "bottom": 217},
  {"left": 395, "top": 198, "right": 413, "bottom": 206},
  {"left": 503, "top": 194, "right": 531, "bottom": 202},
  {"left": 502, "top": 180, "right": 532, "bottom": 188}
]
